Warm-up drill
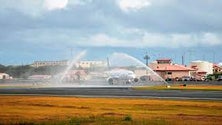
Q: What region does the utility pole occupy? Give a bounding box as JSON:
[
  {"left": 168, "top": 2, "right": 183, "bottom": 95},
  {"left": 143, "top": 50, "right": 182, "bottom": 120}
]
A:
[
  {"left": 182, "top": 55, "right": 184, "bottom": 65},
  {"left": 144, "top": 52, "right": 150, "bottom": 75},
  {"left": 144, "top": 52, "right": 150, "bottom": 66},
  {"left": 182, "top": 52, "right": 186, "bottom": 66}
]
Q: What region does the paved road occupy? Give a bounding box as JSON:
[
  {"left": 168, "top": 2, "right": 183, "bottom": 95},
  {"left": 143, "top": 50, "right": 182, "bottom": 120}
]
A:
[{"left": 0, "top": 87, "right": 222, "bottom": 100}]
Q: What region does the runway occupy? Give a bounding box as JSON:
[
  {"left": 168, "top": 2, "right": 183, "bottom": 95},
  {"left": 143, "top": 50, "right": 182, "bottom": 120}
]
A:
[{"left": 0, "top": 87, "right": 222, "bottom": 100}]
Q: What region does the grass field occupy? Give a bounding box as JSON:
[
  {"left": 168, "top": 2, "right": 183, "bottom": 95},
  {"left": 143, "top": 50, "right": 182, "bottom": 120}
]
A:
[{"left": 0, "top": 96, "right": 222, "bottom": 125}]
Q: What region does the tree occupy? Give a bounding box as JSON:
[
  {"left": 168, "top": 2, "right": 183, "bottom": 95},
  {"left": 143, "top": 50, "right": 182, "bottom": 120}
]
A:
[{"left": 0, "top": 64, "right": 7, "bottom": 72}]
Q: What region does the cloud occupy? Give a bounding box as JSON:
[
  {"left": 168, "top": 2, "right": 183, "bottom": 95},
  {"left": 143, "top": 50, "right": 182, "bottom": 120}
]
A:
[
  {"left": 0, "top": 0, "right": 222, "bottom": 49},
  {"left": 81, "top": 30, "right": 222, "bottom": 48},
  {"left": 141, "top": 32, "right": 222, "bottom": 48},
  {"left": 0, "top": 0, "right": 44, "bottom": 17},
  {"left": 43, "top": 0, "right": 69, "bottom": 11},
  {"left": 2, "top": 25, "right": 221, "bottom": 49},
  {"left": 86, "top": 33, "right": 128, "bottom": 47},
  {"left": 117, "top": 0, "right": 151, "bottom": 12},
  {"left": 0, "top": 0, "right": 92, "bottom": 17},
  {"left": 200, "top": 33, "right": 221, "bottom": 46},
  {"left": 43, "top": 0, "right": 92, "bottom": 11},
  {"left": 1, "top": 0, "right": 222, "bottom": 65}
]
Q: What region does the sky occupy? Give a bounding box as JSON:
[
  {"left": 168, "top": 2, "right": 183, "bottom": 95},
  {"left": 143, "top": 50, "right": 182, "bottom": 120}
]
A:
[{"left": 0, "top": 0, "right": 222, "bottom": 65}]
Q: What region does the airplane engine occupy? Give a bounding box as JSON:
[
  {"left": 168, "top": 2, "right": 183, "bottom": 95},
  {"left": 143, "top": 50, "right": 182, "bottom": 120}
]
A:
[
  {"left": 107, "top": 78, "right": 114, "bottom": 85},
  {"left": 134, "top": 78, "right": 139, "bottom": 82}
]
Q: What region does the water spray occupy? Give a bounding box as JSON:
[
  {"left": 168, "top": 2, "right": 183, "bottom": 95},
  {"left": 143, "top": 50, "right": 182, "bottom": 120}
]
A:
[
  {"left": 109, "top": 53, "right": 169, "bottom": 87},
  {"left": 60, "top": 50, "right": 87, "bottom": 82}
]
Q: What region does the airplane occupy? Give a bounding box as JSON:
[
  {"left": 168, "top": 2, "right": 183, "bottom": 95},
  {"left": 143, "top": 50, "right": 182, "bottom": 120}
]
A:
[{"left": 105, "top": 69, "right": 139, "bottom": 85}]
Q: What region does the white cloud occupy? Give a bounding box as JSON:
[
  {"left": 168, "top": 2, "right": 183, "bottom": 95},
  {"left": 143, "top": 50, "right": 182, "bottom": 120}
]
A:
[
  {"left": 88, "top": 33, "right": 127, "bottom": 47},
  {"left": 69, "top": 0, "right": 92, "bottom": 6},
  {"left": 43, "top": 0, "right": 92, "bottom": 11},
  {"left": 201, "top": 33, "right": 221, "bottom": 46},
  {"left": 0, "top": 0, "right": 44, "bottom": 17},
  {"left": 116, "top": 27, "right": 222, "bottom": 48},
  {"left": 43, "top": 0, "right": 68, "bottom": 11},
  {"left": 0, "top": 0, "right": 88, "bottom": 16},
  {"left": 141, "top": 32, "right": 222, "bottom": 48},
  {"left": 10, "top": 27, "right": 222, "bottom": 49},
  {"left": 79, "top": 31, "right": 222, "bottom": 48},
  {"left": 117, "top": 0, "right": 151, "bottom": 12}
]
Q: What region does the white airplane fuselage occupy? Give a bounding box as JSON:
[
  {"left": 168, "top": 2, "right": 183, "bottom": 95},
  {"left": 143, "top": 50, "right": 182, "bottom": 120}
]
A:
[{"left": 106, "top": 69, "right": 138, "bottom": 84}]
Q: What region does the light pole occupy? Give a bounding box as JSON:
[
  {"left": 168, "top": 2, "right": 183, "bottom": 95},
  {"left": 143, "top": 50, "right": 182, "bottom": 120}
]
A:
[
  {"left": 144, "top": 52, "right": 150, "bottom": 75},
  {"left": 144, "top": 52, "right": 150, "bottom": 66}
]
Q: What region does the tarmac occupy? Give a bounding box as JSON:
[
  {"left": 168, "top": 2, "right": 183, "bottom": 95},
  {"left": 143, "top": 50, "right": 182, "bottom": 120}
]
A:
[{"left": 0, "top": 87, "right": 222, "bottom": 100}]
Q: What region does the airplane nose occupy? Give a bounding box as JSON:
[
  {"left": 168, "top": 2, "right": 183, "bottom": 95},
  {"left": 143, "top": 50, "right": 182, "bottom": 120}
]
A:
[{"left": 129, "top": 75, "right": 136, "bottom": 78}]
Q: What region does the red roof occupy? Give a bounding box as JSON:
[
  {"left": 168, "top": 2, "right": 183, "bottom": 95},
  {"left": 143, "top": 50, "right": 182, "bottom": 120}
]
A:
[
  {"left": 156, "top": 58, "right": 171, "bottom": 61},
  {"left": 152, "top": 64, "right": 195, "bottom": 71},
  {"left": 213, "top": 63, "right": 222, "bottom": 68}
]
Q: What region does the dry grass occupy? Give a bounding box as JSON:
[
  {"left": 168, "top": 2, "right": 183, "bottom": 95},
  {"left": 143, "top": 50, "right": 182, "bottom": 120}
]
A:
[{"left": 0, "top": 96, "right": 222, "bottom": 125}]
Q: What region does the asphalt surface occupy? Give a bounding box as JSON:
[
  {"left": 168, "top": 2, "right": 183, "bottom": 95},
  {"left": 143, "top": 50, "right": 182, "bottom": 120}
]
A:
[{"left": 0, "top": 87, "right": 222, "bottom": 100}]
